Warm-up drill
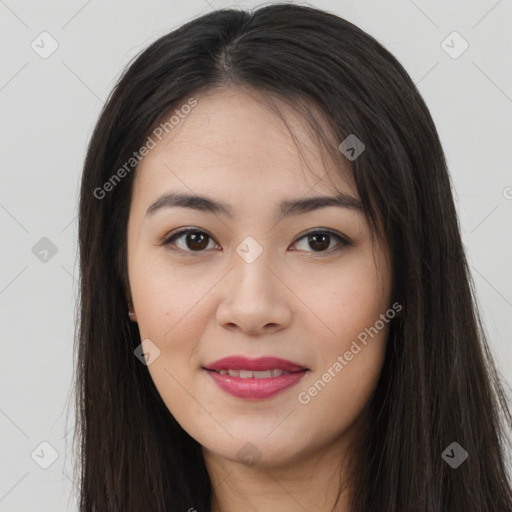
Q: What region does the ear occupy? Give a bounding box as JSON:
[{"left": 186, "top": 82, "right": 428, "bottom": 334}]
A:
[
  {"left": 126, "top": 294, "right": 137, "bottom": 322},
  {"left": 128, "top": 302, "right": 137, "bottom": 322}
]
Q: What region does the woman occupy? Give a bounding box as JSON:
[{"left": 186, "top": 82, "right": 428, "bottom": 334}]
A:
[{"left": 74, "top": 3, "right": 512, "bottom": 511}]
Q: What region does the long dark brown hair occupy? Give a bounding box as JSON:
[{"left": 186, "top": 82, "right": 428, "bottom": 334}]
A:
[{"left": 74, "top": 3, "right": 512, "bottom": 511}]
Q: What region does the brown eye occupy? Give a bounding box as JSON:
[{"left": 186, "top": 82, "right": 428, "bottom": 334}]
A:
[
  {"left": 307, "top": 233, "right": 331, "bottom": 251},
  {"left": 292, "top": 230, "right": 350, "bottom": 254},
  {"left": 163, "top": 228, "right": 216, "bottom": 253},
  {"left": 183, "top": 231, "right": 209, "bottom": 250}
]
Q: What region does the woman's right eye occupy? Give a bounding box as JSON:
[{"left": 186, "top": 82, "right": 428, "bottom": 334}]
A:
[{"left": 162, "top": 228, "right": 219, "bottom": 255}]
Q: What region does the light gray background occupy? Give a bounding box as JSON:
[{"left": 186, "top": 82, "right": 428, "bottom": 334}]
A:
[{"left": 1, "top": 0, "right": 511, "bottom": 510}]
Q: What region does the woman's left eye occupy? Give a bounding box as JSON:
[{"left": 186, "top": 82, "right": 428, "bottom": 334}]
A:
[
  {"left": 292, "top": 230, "right": 351, "bottom": 254},
  {"left": 162, "top": 228, "right": 351, "bottom": 256}
]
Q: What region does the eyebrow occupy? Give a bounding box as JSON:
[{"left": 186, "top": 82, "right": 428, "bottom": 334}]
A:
[{"left": 146, "top": 191, "right": 364, "bottom": 219}]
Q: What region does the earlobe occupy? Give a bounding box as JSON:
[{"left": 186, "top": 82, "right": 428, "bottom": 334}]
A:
[{"left": 128, "top": 301, "right": 137, "bottom": 322}]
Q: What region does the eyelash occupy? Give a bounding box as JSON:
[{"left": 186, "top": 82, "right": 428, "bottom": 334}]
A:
[{"left": 161, "top": 227, "right": 352, "bottom": 257}]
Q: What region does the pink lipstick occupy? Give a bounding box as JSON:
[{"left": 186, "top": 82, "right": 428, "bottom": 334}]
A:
[{"left": 203, "top": 355, "right": 309, "bottom": 400}]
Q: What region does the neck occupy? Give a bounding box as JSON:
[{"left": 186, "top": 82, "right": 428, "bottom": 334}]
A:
[{"left": 204, "top": 437, "right": 356, "bottom": 512}]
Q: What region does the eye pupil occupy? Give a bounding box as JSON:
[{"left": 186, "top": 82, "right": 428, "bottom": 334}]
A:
[
  {"left": 309, "top": 233, "right": 330, "bottom": 251},
  {"left": 187, "top": 232, "right": 209, "bottom": 250}
]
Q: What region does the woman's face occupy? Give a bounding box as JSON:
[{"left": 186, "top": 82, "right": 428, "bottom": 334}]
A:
[{"left": 126, "top": 86, "right": 393, "bottom": 469}]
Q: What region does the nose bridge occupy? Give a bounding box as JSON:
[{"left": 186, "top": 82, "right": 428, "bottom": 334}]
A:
[
  {"left": 232, "top": 235, "right": 276, "bottom": 298},
  {"left": 214, "top": 234, "right": 292, "bottom": 334}
]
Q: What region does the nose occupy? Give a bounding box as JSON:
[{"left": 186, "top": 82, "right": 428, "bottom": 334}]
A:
[{"left": 215, "top": 249, "right": 293, "bottom": 336}]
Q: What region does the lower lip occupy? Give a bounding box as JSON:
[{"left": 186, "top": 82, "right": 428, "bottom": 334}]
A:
[{"left": 205, "top": 369, "right": 308, "bottom": 400}]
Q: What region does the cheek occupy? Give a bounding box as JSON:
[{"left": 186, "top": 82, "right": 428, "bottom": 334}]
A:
[
  {"left": 129, "top": 250, "right": 207, "bottom": 342},
  {"left": 129, "top": 258, "right": 210, "bottom": 425},
  {"left": 128, "top": 251, "right": 225, "bottom": 406},
  {"left": 294, "top": 254, "right": 390, "bottom": 415},
  {"left": 296, "top": 322, "right": 389, "bottom": 440},
  {"left": 299, "top": 254, "right": 391, "bottom": 347}
]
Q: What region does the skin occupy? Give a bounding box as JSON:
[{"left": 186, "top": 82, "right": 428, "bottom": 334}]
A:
[{"left": 126, "top": 86, "right": 393, "bottom": 512}]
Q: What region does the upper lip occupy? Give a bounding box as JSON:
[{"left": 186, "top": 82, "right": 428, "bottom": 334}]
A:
[{"left": 203, "top": 356, "right": 309, "bottom": 372}]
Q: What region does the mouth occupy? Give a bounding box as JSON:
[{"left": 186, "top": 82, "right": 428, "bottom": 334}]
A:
[{"left": 202, "top": 355, "right": 310, "bottom": 400}]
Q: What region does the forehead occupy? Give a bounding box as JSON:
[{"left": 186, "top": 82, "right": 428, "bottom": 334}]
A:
[{"left": 133, "top": 86, "right": 355, "bottom": 202}]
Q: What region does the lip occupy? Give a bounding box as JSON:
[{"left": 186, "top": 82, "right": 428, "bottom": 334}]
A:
[
  {"left": 205, "top": 368, "right": 308, "bottom": 400},
  {"left": 202, "top": 355, "right": 309, "bottom": 400},
  {"left": 203, "top": 355, "right": 309, "bottom": 372}
]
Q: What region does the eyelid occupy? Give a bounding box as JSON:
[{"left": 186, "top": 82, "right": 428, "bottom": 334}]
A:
[
  {"left": 161, "top": 226, "right": 352, "bottom": 255},
  {"left": 161, "top": 227, "right": 219, "bottom": 250}
]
